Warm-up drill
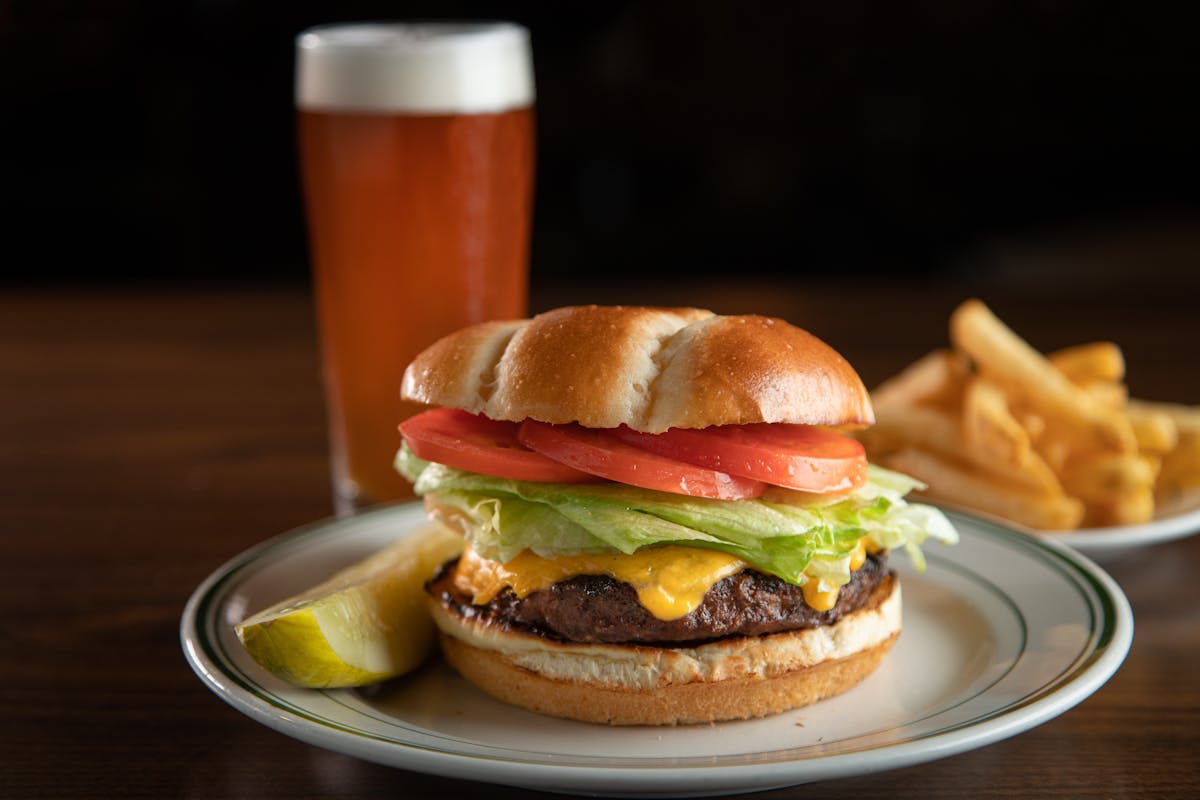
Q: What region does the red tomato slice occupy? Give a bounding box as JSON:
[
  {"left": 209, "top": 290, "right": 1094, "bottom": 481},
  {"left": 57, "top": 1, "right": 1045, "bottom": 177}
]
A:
[
  {"left": 517, "top": 420, "right": 766, "bottom": 500},
  {"left": 399, "top": 409, "right": 596, "bottom": 483},
  {"left": 611, "top": 424, "right": 867, "bottom": 493}
]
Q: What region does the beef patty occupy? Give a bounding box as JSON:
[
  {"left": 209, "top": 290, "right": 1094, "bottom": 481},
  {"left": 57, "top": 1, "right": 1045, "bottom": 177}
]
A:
[{"left": 427, "top": 552, "right": 893, "bottom": 645}]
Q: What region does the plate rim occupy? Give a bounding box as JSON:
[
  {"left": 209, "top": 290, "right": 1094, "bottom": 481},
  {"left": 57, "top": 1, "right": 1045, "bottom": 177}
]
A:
[
  {"left": 926, "top": 495, "right": 1200, "bottom": 553},
  {"left": 181, "top": 504, "right": 1133, "bottom": 795},
  {"left": 1050, "top": 498, "right": 1200, "bottom": 549}
]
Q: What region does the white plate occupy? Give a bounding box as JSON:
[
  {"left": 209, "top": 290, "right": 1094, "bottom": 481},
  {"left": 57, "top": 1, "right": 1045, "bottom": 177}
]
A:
[
  {"left": 1048, "top": 490, "right": 1200, "bottom": 556},
  {"left": 181, "top": 504, "right": 1132, "bottom": 798}
]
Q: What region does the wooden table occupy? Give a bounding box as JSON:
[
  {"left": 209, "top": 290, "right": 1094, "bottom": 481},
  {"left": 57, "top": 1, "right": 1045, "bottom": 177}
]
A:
[{"left": 4, "top": 279, "right": 1198, "bottom": 799}]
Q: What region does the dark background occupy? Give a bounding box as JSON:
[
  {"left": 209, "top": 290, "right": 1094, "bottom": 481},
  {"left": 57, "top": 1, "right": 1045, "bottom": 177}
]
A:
[{"left": 3, "top": 1, "right": 1198, "bottom": 286}]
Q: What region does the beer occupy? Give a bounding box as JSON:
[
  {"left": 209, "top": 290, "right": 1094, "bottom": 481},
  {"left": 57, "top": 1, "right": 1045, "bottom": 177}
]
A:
[{"left": 296, "top": 23, "right": 535, "bottom": 513}]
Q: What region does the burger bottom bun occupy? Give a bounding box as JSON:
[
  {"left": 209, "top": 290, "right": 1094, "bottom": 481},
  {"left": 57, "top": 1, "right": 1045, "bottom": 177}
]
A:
[{"left": 432, "top": 575, "right": 901, "bottom": 726}]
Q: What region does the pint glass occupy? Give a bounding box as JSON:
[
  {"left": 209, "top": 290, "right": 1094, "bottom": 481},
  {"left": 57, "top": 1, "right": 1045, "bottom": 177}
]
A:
[{"left": 296, "top": 23, "right": 535, "bottom": 514}]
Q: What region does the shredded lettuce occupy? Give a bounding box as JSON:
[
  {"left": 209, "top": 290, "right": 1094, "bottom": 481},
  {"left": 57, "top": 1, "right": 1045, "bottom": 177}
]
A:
[{"left": 395, "top": 445, "right": 957, "bottom": 592}]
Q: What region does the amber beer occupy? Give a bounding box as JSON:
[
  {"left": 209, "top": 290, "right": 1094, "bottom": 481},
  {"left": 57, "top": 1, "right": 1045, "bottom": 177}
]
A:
[{"left": 296, "top": 23, "right": 534, "bottom": 514}]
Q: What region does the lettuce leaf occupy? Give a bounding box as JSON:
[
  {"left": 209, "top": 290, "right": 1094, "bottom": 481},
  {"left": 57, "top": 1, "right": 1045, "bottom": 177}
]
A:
[{"left": 396, "top": 445, "right": 957, "bottom": 591}]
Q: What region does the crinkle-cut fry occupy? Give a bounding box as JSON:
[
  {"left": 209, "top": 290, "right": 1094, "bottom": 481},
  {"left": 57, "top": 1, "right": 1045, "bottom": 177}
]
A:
[
  {"left": 1125, "top": 406, "right": 1178, "bottom": 455},
  {"left": 962, "top": 377, "right": 1030, "bottom": 465},
  {"left": 1048, "top": 341, "right": 1126, "bottom": 384},
  {"left": 882, "top": 448, "right": 1085, "bottom": 531},
  {"left": 1059, "top": 454, "right": 1159, "bottom": 502},
  {"left": 864, "top": 403, "right": 1062, "bottom": 494},
  {"left": 950, "top": 299, "right": 1135, "bottom": 453},
  {"left": 1127, "top": 399, "right": 1200, "bottom": 435},
  {"left": 871, "top": 349, "right": 967, "bottom": 412},
  {"left": 1082, "top": 488, "right": 1155, "bottom": 527}
]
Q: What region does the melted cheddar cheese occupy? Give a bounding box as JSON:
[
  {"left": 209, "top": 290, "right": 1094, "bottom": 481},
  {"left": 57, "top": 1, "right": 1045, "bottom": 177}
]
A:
[
  {"left": 454, "top": 544, "right": 747, "bottom": 620},
  {"left": 454, "top": 538, "right": 877, "bottom": 620}
]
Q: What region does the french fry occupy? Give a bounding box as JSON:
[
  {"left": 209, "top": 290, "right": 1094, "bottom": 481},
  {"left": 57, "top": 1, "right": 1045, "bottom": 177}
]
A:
[
  {"left": 871, "top": 349, "right": 967, "bottom": 412},
  {"left": 859, "top": 404, "right": 960, "bottom": 459},
  {"left": 1079, "top": 380, "right": 1128, "bottom": 411},
  {"left": 883, "top": 448, "right": 1084, "bottom": 531},
  {"left": 1082, "top": 488, "right": 1155, "bottom": 527},
  {"left": 1048, "top": 341, "right": 1125, "bottom": 384},
  {"left": 1058, "top": 454, "right": 1159, "bottom": 502},
  {"left": 1027, "top": 410, "right": 1126, "bottom": 471},
  {"left": 865, "top": 403, "right": 1061, "bottom": 494},
  {"left": 1158, "top": 433, "right": 1200, "bottom": 488},
  {"left": 980, "top": 447, "right": 1062, "bottom": 496},
  {"left": 962, "top": 377, "right": 1030, "bottom": 465},
  {"left": 1125, "top": 405, "right": 1178, "bottom": 454},
  {"left": 1128, "top": 399, "right": 1200, "bottom": 435},
  {"left": 865, "top": 300, "right": 1197, "bottom": 533},
  {"left": 950, "top": 299, "right": 1135, "bottom": 453},
  {"left": 1132, "top": 402, "right": 1200, "bottom": 494},
  {"left": 1033, "top": 433, "right": 1072, "bottom": 475},
  {"left": 1013, "top": 408, "right": 1047, "bottom": 442}
]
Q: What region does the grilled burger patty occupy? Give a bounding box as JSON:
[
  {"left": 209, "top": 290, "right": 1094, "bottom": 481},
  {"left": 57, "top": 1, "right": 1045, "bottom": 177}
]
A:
[{"left": 428, "top": 552, "right": 893, "bottom": 645}]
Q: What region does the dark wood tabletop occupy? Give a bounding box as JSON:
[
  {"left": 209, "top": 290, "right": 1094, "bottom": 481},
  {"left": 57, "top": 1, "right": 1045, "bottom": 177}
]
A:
[{"left": 4, "top": 277, "right": 1198, "bottom": 799}]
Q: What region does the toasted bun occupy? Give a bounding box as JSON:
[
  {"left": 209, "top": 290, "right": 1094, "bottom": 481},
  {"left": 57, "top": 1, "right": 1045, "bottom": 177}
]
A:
[
  {"left": 430, "top": 575, "right": 901, "bottom": 726},
  {"left": 401, "top": 305, "right": 873, "bottom": 432}
]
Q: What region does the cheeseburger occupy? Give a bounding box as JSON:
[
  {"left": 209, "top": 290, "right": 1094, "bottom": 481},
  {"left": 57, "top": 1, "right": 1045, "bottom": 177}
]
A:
[{"left": 396, "top": 305, "right": 955, "bottom": 725}]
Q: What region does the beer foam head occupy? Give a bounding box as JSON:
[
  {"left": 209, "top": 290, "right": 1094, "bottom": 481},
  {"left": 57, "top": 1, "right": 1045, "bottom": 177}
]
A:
[{"left": 296, "top": 22, "right": 534, "bottom": 114}]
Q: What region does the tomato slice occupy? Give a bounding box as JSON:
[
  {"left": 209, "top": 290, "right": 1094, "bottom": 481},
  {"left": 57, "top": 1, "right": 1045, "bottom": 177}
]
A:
[
  {"left": 517, "top": 420, "right": 766, "bottom": 500},
  {"left": 399, "top": 409, "right": 596, "bottom": 483},
  {"left": 611, "top": 424, "right": 867, "bottom": 493}
]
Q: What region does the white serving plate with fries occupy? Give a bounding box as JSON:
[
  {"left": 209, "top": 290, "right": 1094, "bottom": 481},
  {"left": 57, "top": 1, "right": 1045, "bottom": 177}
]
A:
[
  {"left": 183, "top": 503, "right": 1132, "bottom": 798},
  {"left": 862, "top": 299, "right": 1199, "bottom": 542}
]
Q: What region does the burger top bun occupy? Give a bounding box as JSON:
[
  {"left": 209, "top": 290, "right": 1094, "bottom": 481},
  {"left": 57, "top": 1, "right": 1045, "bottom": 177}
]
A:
[{"left": 401, "top": 305, "right": 874, "bottom": 433}]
